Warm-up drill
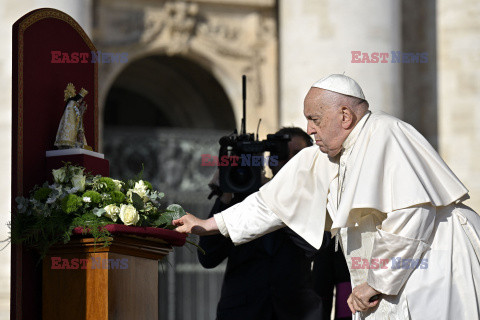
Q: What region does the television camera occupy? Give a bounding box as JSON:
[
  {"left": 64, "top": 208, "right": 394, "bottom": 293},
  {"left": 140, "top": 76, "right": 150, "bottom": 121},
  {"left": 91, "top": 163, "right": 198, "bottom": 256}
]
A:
[{"left": 212, "top": 75, "right": 291, "bottom": 195}]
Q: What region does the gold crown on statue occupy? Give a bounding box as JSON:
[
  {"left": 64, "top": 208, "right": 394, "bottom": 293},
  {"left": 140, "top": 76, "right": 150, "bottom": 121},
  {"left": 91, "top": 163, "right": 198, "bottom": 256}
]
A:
[
  {"left": 79, "top": 88, "right": 88, "bottom": 98},
  {"left": 64, "top": 83, "right": 76, "bottom": 101}
]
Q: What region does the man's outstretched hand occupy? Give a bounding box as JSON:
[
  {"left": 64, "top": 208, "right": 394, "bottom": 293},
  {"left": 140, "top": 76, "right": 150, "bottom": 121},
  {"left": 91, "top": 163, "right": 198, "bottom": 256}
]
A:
[{"left": 172, "top": 214, "right": 220, "bottom": 236}]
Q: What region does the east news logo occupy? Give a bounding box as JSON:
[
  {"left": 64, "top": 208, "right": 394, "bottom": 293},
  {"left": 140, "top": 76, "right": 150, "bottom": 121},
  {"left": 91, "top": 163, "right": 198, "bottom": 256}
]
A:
[
  {"left": 351, "top": 51, "right": 428, "bottom": 63},
  {"left": 51, "top": 51, "right": 128, "bottom": 64},
  {"left": 51, "top": 257, "right": 129, "bottom": 269}
]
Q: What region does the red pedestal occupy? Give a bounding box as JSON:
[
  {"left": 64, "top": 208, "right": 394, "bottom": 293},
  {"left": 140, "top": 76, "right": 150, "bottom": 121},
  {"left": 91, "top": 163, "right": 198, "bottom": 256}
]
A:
[
  {"left": 72, "top": 224, "right": 187, "bottom": 247},
  {"left": 12, "top": 9, "right": 99, "bottom": 319},
  {"left": 46, "top": 151, "right": 110, "bottom": 178}
]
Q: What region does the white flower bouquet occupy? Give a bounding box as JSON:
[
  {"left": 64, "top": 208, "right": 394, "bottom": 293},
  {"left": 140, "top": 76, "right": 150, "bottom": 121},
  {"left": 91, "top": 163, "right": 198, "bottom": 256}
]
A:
[{"left": 11, "top": 163, "right": 187, "bottom": 257}]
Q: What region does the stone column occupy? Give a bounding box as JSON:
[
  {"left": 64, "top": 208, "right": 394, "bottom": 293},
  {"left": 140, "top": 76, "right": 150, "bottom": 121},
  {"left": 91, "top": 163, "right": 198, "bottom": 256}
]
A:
[
  {"left": 279, "top": 0, "right": 402, "bottom": 128},
  {"left": 401, "top": 0, "right": 437, "bottom": 149},
  {"left": 438, "top": 0, "right": 480, "bottom": 210}
]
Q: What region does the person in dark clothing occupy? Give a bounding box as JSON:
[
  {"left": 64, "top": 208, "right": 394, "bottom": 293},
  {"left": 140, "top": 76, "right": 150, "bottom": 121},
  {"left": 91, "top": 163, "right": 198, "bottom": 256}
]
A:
[
  {"left": 198, "top": 127, "right": 329, "bottom": 320},
  {"left": 312, "top": 237, "right": 352, "bottom": 320}
]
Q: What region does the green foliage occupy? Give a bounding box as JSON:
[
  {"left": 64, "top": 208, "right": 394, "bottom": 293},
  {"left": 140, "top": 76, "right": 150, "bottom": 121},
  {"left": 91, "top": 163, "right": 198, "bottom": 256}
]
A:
[
  {"left": 10, "top": 206, "right": 75, "bottom": 259},
  {"left": 144, "top": 181, "right": 153, "bottom": 190},
  {"left": 103, "top": 190, "right": 125, "bottom": 206},
  {"left": 125, "top": 179, "right": 136, "bottom": 190},
  {"left": 33, "top": 187, "right": 52, "bottom": 202},
  {"left": 152, "top": 204, "right": 187, "bottom": 229},
  {"left": 93, "top": 177, "right": 117, "bottom": 192},
  {"left": 165, "top": 204, "right": 186, "bottom": 219},
  {"left": 131, "top": 192, "right": 144, "bottom": 211},
  {"left": 82, "top": 190, "right": 102, "bottom": 204},
  {"left": 69, "top": 212, "right": 112, "bottom": 248},
  {"left": 61, "top": 194, "right": 82, "bottom": 214},
  {"left": 110, "top": 191, "right": 125, "bottom": 203},
  {"left": 9, "top": 163, "right": 189, "bottom": 257}
]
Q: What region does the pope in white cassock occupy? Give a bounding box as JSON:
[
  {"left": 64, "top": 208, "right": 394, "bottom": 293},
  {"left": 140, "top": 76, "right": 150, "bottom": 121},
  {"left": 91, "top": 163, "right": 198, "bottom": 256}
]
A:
[{"left": 174, "top": 74, "right": 480, "bottom": 320}]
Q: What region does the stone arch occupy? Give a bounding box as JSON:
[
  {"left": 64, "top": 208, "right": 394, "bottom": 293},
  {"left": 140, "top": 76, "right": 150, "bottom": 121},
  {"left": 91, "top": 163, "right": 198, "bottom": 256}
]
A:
[
  {"left": 103, "top": 54, "right": 236, "bottom": 130},
  {"left": 101, "top": 53, "right": 236, "bottom": 199}
]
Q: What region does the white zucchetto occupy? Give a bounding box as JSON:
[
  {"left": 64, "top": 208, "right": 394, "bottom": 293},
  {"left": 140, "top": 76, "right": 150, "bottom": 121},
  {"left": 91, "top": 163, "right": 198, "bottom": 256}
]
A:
[{"left": 312, "top": 74, "right": 366, "bottom": 100}]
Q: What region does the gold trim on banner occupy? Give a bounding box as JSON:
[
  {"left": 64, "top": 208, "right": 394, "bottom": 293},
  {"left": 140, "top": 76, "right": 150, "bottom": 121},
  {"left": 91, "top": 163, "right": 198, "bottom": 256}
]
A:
[{"left": 16, "top": 8, "right": 99, "bottom": 195}]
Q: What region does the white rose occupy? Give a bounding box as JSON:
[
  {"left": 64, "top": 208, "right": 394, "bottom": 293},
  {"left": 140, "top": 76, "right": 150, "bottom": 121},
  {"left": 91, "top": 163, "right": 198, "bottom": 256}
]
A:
[
  {"left": 112, "top": 179, "right": 123, "bottom": 191},
  {"left": 52, "top": 168, "right": 67, "bottom": 184},
  {"left": 134, "top": 181, "right": 148, "bottom": 196},
  {"left": 83, "top": 197, "right": 91, "bottom": 203},
  {"left": 127, "top": 181, "right": 150, "bottom": 203},
  {"left": 104, "top": 204, "right": 120, "bottom": 222},
  {"left": 119, "top": 204, "right": 140, "bottom": 226},
  {"left": 71, "top": 174, "right": 86, "bottom": 192}
]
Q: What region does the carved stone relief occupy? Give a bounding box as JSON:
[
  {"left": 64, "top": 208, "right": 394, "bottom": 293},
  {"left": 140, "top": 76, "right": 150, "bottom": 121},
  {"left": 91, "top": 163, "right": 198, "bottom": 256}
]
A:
[{"left": 94, "top": 0, "right": 278, "bottom": 137}]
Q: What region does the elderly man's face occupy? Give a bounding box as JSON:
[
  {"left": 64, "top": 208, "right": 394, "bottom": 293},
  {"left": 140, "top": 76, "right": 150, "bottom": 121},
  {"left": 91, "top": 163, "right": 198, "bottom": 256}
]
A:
[{"left": 304, "top": 88, "right": 346, "bottom": 157}]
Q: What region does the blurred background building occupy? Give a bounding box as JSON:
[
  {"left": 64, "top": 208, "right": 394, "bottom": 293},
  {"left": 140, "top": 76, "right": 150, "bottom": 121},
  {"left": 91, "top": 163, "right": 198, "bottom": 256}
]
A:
[{"left": 1, "top": 0, "right": 479, "bottom": 319}]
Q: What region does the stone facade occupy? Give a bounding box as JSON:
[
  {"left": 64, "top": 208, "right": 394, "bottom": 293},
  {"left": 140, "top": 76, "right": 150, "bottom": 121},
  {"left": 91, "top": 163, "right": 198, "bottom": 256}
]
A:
[
  {"left": 94, "top": 0, "right": 279, "bottom": 140},
  {"left": 438, "top": 0, "right": 480, "bottom": 211},
  {"left": 279, "top": 0, "right": 403, "bottom": 127}
]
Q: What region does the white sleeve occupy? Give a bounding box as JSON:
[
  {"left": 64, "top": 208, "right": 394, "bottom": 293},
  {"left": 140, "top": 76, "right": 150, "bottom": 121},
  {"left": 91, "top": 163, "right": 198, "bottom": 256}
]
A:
[
  {"left": 367, "top": 204, "right": 435, "bottom": 295},
  {"left": 213, "top": 192, "right": 285, "bottom": 245}
]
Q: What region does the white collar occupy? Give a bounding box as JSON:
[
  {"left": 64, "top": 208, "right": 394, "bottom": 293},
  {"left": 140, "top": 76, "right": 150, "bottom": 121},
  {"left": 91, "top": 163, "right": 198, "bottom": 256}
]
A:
[{"left": 342, "top": 111, "right": 371, "bottom": 152}]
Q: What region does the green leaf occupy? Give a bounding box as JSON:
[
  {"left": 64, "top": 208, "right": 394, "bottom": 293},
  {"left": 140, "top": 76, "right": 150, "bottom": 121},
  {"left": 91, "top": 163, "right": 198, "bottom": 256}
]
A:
[
  {"left": 93, "top": 207, "right": 106, "bottom": 217},
  {"left": 7, "top": 161, "right": 191, "bottom": 262},
  {"left": 126, "top": 179, "right": 136, "bottom": 190},
  {"left": 149, "top": 191, "right": 165, "bottom": 202},
  {"left": 165, "top": 204, "right": 186, "bottom": 220},
  {"left": 152, "top": 214, "right": 171, "bottom": 227},
  {"left": 137, "top": 215, "right": 148, "bottom": 227},
  {"left": 131, "top": 192, "right": 144, "bottom": 211},
  {"left": 151, "top": 204, "right": 186, "bottom": 228}
]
